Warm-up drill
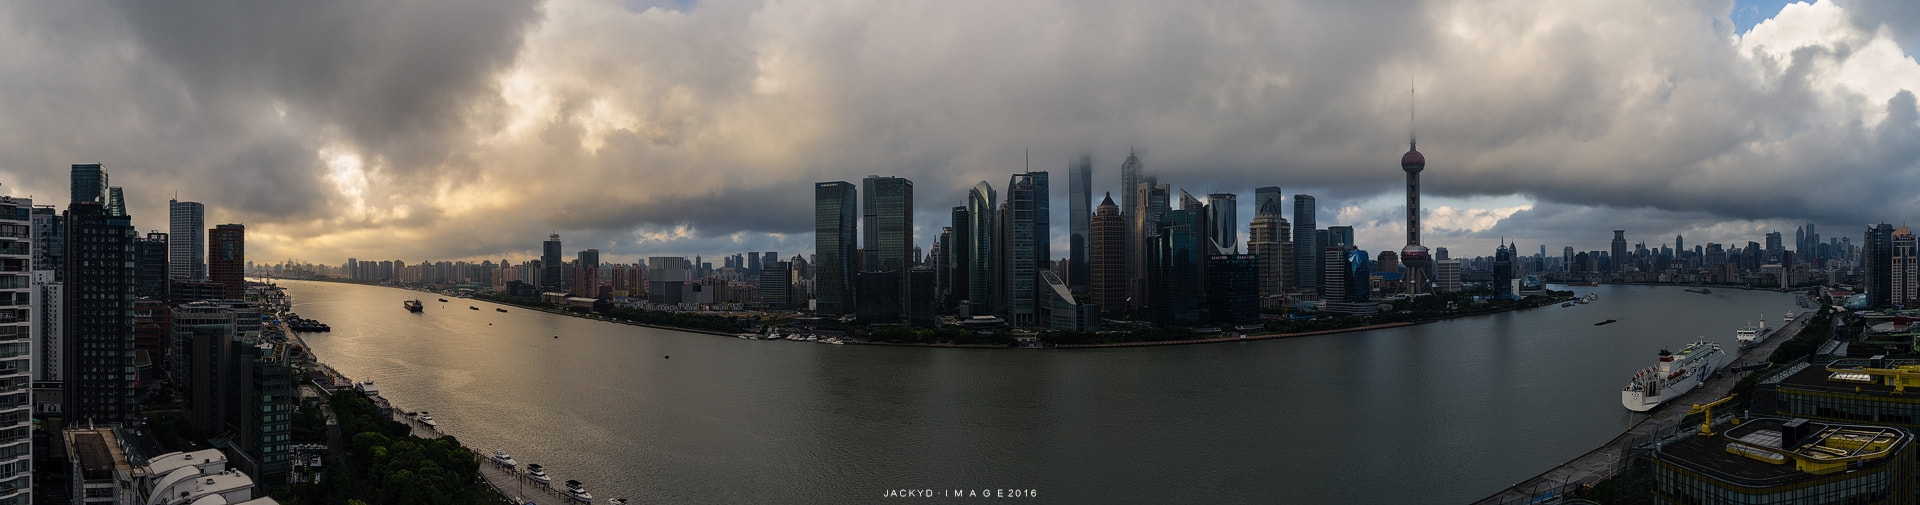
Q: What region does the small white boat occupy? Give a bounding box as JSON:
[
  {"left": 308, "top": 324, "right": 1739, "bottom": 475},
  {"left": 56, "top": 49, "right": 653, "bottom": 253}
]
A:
[
  {"left": 565, "top": 480, "right": 593, "bottom": 502},
  {"left": 525, "top": 463, "right": 552, "bottom": 484},
  {"left": 417, "top": 414, "right": 436, "bottom": 428},
  {"left": 492, "top": 450, "right": 518, "bottom": 468},
  {"left": 609, "top": 499, "right": 628, "bottom": 505}
]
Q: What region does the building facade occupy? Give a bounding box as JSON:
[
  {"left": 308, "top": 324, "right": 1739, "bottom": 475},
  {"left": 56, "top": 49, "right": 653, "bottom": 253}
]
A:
[
  {"left": 1068, "top": 155, "right": 1092, "bottom": 293},
  {"left": 64, "top": 201, "right": 136, "bottom": 422},
  {"left": 168, "top": 199, "right": 205, "bottom": 281},
  {"left": 209, "top": 224, "right": 245, "bottom": 299},
  {"left": 0, "top": 196, "right": 30, "bottom": 504},
  {"left": 1089, "top": 194, "right": 1127, "bottom": 313},
  {"left": 814, "top": 182, "right": 858, "bottom": 315},
  {"left": 1292, "top": 194, "right": 1317, "bottom": 291}
]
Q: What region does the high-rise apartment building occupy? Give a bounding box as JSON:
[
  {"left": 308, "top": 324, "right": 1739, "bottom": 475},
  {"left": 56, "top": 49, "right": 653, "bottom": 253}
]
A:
[
  {"left": 1292, "top": 195, "right": 1317, "bottom": 290},
  {"left": 135, "top": 231, "right": 170, "bottom": 299},
  {"left": 0, "top": 195, "right": 30, "bottom": 502},
  {"left": 210, "top": 224, "right": 245, "bottom": 299},
  {"left": 70, "top": 163, "right": 106, "bottom": 205},
  {"left": 1068, "top": 155, "right": 1092, "bottom": 293},
  {"left": 1893, "top": 228, "right": 1917, "bottom": 308},
  {"left": 814, "top": 182, "right": 858, "bottom": 315},
  {"left": 1089, "top": 194, "right": 1127, "bottom": 313},
  {"left": 64, "top": 201, "right": 136, "bottom": 422},
  {"left": 169, "top": 199, "right": 206, "bottom": 281}
]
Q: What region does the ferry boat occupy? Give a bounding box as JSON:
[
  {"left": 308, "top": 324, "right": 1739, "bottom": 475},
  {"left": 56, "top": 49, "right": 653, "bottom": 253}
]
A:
[
  {"left": 1736, "top": 320, "right": 1771, "bottom": 349},
  {"left": 565, "top": 480, "right": 593, "bottom": 502},
  {"left": 524, "top": 463, "right": 552, "bottom": 484},
  {"left": 404, "top": 299, "right": 423, "bottom": 312},
  {"left": 1621, "top": 340, "right": 1727, "bottom": 412},
  {"left": 491, "top": 450, "right": 518, "bottom": 468}
]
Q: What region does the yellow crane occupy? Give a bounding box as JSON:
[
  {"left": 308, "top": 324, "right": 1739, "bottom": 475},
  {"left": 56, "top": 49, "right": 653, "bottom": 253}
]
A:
[{"left": 1689, "top": 394, "right": 1738, "bottom": 437}]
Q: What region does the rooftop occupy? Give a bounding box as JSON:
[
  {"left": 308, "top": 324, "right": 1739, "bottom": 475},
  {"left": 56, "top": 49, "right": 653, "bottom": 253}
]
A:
[
  {"left": 1775, "top": 357, "right": 1920, "bottom": 396},
  {"left": 1656, "top": 417, "right": 1908, "bottom": 487}
]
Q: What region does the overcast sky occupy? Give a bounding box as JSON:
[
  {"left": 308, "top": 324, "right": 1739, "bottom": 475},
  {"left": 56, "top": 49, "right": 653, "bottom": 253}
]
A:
[{"left": 3, "top": 0, "right": 1918, "bottom": 265}]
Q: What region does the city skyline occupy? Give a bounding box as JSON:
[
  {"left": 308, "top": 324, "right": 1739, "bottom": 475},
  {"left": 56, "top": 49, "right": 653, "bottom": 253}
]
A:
[{"left": 0, "top": 0, "right": 1914, "bottom": 263}]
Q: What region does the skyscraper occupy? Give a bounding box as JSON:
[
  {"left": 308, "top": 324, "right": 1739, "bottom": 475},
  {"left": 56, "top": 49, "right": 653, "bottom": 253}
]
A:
[
  {"left": 0, "top": 195, "right": 30, "bottom": 502},
  {"left": 948, "top": 206, "right": 970, "bottom": 308},
  {"left": 1068, "top": 155, "right": 1092, "bottom": 293},
  {"left": 210, "top": 224, "right": 246, "bottom": 298},
  {"left": 1293, "top": 195, "right": 1317, "bottom": 290},
  {"left": 1120, "top": 151, "right": 1142, "bottom": 285},
  {"left": 1131, "top": 181, "right": 1167, "bottom": 309},
  {"left": 1248, "top": 198, "right": 1290, "bottom": 305},
  {"left": 135, "top": 231, "right": 170, "bottom": 299},
  {"left": 1400, "top": 138, "right": 1432, "bottom": 295},
  {"left": 965, "top": 183, "right": 995, "bottom": 316},
  {"left": 1766, "top": 231, "right": 1784, "bottom": 264},
  {"left": 542, "top": 233, "right": 564, "bottom": 293},
  {"left": 65, "top": 201, "right": 136, "bottom": 422},
  {"left": 1253, "top": 187, "right": 1283, "bottom": 218},
  {"left": 70, "top": 163, "right": 106, "bottom": 205},
  {"left": 1611, "top": 230, "right": 1628, "bottom": 274},
  {"left": 815, "top": 182, "right": 858, "bottom": 315},
  {"left": 1867, "top": 224, "right": 1895, "bottom": 310},
  {"left": 1205, "top": 193, "right": 1237, "bottom": 254},
  {"left": 1892, "top": 228, "right": 1916, "bottom": 308},
  {"left": 169, "top": 199, "right": 206, "bottom": 280},
  {"left": 105, "top": 187, "right": 126, "bottom": 217},
  {"left": 1090, "top": 193, "right": 1127, "bottom": 313},
  {"left": 865, "top": 176, "right": 914, "bottom": 274},
  {"left": 1001, "top": 172, "right": 1048, "bottom": 326},
  {"left": 1148, "top": 208, "right": 1202, "bottom": 325}
]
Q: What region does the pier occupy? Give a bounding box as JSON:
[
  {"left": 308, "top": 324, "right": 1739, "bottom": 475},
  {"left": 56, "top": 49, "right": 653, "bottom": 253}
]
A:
[{"left": 1470, "top": 312, "right": 1816, "bottom": 504}]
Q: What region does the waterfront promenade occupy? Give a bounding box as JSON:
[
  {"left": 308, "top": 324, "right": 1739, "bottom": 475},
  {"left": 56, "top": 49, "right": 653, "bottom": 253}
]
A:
[
  {"left": 390, "top": 411, "right": 585, "bottom": 505},
  {"left": 1470, "top": 311, "right": 1815, "bottom": 504}
]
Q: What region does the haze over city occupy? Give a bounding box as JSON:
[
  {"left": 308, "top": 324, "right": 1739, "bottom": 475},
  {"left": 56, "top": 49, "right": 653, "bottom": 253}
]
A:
[{"left": 0, "top": 0, "right": 1915, "bottom": 262}]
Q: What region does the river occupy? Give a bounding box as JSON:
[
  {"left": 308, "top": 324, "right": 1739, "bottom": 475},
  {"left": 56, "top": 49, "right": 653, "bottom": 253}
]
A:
[{"left": 279, "top": 280, "right": 1798, "bottom": 504}]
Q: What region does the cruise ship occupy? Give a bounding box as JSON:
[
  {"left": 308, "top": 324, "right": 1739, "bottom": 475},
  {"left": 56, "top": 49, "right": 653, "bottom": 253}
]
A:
[
  {"left": 1621, "top": 340, "right": 1727, "bottom": 412},
  {"left": 1736, "top": 320, "right": 1772, "bottom": 349}
]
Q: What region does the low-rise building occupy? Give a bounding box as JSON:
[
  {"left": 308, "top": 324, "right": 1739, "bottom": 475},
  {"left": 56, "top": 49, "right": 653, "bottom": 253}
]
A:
[{"left": 1650, "top": 417, "right": 1913, "bottom": 504}]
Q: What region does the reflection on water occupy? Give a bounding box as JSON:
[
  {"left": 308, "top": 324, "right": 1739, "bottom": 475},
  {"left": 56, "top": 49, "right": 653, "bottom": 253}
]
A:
[{"left": 284, "top": 280, "right": 1796, "bottom": 504}]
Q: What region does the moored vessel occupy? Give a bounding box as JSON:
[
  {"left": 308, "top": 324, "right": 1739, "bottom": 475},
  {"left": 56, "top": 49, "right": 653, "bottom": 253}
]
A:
[
  {"left": 492, "top": 450, "right": 518, "bottom": 468},
  {"left": 565, "top": 480, "right": 593, "bottom": 502},
  {"left": 1736, "top": 319, "right": 1772, "bottom": 349},
  {"left": 525, "top": 463, "right": 552, "bottom": 484},
  {"left": 1621, "top": 340, "right": 1727, "bottom": 412}
]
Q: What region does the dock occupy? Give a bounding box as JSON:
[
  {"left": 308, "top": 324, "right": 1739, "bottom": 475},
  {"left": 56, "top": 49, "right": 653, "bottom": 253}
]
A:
[{"left": 1469, "top": 312, "right": 1816, "bottom": 504}]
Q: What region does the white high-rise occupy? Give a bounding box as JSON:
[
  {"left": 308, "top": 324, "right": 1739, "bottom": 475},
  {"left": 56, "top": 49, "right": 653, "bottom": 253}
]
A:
[
  {"left": 0, "top": 194, "right": 32, "bottom": 502},
  {"left": 170, "top": 199, "right": 206, "bottom": 280}
]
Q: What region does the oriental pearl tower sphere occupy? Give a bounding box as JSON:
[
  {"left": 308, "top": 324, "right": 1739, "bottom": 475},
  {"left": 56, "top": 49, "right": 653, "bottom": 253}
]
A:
[{"left": 1400, "top": 138, "right": 1434, "bottom": 295}]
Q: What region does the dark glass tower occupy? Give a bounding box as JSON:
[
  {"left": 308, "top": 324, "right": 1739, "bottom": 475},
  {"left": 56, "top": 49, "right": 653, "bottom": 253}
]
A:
[
  {"left": 815, "top": 182, "right": 858, "bottom": 315},
  {"left": 64, "top": 201, "right": 136, "bottom": 422},
  {"left": 1293, "top": 195, "right": 1317, "bottom": 290},
  {"left": 542, "top": 234, "right": 563, "bottom": 293},
  {"left": 1068, "top": 155, "right": 1092, "bottom": 293},
  {"left": 210, "top": 224, "right": 245, "bottom": 299},
  {"left": 70, "top": 163, "right": 106, "bottom": 205},
  {"left": 965, "top": 182, "right": 995, "bottom": 316}
]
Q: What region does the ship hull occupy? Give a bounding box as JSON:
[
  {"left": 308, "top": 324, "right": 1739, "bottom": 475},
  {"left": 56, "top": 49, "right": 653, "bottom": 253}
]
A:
[{"left": 1621, "top": 342, "right": 1726, "bottom": 412}]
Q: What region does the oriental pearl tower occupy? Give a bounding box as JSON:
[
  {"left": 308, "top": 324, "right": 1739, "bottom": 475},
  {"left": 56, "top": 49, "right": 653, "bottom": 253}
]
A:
[{"left": 1400, "top": 91, "right": 1433, "bottom": 295}]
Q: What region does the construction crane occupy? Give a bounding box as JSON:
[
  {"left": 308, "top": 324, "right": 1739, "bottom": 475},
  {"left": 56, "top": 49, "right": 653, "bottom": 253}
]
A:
[{"left": 1689, "top": 394, "right": 1738, "bottom": 437}]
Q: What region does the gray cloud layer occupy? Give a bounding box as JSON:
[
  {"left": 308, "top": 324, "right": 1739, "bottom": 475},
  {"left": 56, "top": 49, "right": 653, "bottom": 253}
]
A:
[{"left": 0, "top": 0, "right": 1915, "bottom": 263}]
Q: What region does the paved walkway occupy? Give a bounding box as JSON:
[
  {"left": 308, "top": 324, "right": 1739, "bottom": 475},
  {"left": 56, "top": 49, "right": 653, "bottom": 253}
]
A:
[{"left": 1470, "top": 311, "right": 1817, "bottom": 504}]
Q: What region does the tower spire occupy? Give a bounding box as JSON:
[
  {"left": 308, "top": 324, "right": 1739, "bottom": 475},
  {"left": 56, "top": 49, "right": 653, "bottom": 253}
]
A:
[{"left": 1410, "top": 76, "right": 1417, "bottom": 151}]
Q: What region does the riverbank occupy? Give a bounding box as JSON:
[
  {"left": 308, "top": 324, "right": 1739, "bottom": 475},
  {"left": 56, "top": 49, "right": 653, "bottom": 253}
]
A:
[{"left": 284, "top": 277, "right": 1576, "bottom": 350}]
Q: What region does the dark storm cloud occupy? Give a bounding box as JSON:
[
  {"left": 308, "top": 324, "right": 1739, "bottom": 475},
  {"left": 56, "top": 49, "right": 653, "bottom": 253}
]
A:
[{"left": 0, "top": 0, "right": 1916, "bottom": 264}]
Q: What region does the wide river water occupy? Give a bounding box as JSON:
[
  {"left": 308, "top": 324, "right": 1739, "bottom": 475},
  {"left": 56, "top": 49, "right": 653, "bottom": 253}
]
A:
[{"left": 279, "top": 280, "right": 1798, "bottom": 504}]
